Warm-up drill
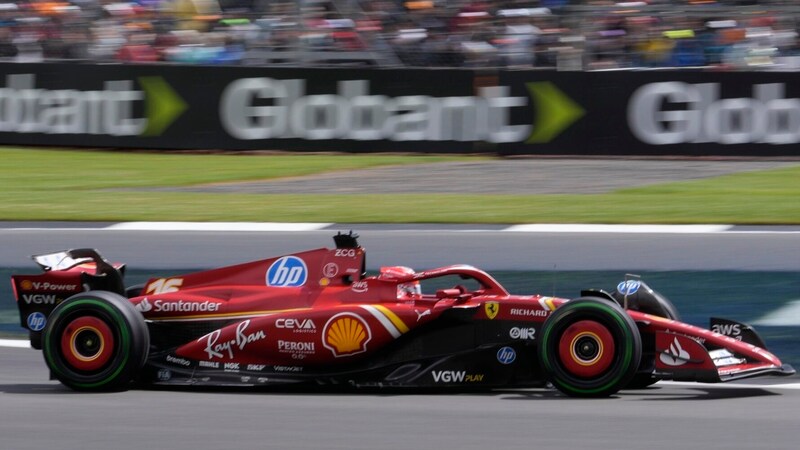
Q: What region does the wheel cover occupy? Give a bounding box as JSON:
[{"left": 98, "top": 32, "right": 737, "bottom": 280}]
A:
[
  {"left": 60, "top": 316, "right": 115, "bottom": 372},
  {"left": 558, "top": 320, "right": 615, "bottom": 378}
]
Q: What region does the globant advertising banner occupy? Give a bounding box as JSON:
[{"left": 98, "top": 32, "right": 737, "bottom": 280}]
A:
[
  {"left": 0, "top": 62, "right": 798, "bottom": 157},
  {"left": 498, "top": 70, "right": 800, "bottom": 156}
]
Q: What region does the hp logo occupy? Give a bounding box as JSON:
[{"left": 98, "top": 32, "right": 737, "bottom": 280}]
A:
[
  {"left": 27, "top": 312, "right": 47, "bottom": 332},
  {"left": 267, "top": 256, "right": 308, "bottom": 287},
  {"left": 617, "top": 280, "right": 641, "bottom": 295},
  {"left": 497, "top": 346, "right": 516, "bottom": 365}
]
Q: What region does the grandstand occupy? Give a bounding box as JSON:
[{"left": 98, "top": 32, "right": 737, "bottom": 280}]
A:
[{"left": 0, "top": 0, "right": 799, "bottom": 69}]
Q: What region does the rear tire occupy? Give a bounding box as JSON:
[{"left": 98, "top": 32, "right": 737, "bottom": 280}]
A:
[
  {"left": 29, "top": 330, "right": 42, "bottom": 350},
  {"left": 538, "top": 297, "right": 642, "bottom": 397},
  {"left": 42, "top": 291, "right": 149, "bottom": 391}
]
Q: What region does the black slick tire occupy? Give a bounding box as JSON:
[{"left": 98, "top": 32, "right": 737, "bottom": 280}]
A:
[
  {"left": 42, "top": 291, "right": 149, "bottom": 391},
  {"left": 538, "top": 297, "right": 642, "bottom": 397}
]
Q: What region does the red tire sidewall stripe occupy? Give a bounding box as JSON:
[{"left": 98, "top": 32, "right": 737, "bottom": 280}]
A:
[
  {"left": 557, "top": 320, "right": 616, "bottom": 379},
  {"left": 60, "top": 316, "right": 115, "bottom": 372}
]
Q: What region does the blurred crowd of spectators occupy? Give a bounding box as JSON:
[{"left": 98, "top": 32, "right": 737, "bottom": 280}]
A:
[{"left": 1, "top": 0, "right": 800, "bottom": 70}]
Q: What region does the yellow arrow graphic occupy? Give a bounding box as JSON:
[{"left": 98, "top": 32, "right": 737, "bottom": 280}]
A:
[
  {"left": 525, "top": 82, "right": 585, "bottom": 144},
  {"left": 138, "top": 77, "right": 188, "bottom": 137}
]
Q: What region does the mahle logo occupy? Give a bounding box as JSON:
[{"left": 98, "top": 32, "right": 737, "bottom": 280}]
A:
[{"left": 0, "top": 74, "right": 186, "bottom": 137}]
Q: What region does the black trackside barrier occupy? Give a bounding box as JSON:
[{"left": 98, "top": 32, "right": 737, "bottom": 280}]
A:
[
  {"left": 1, "top": 62, "right": 799, "bottom": 157},
  {"left": 497, "top": 70, "right": 800, "bottom": 157}
]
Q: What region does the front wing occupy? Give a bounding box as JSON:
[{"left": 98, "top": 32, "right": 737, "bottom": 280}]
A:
[{"left": 633, "top": 312, "right": 795, "bottom": 383}]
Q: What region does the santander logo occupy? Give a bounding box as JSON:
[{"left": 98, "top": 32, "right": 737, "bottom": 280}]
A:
[{"left": 659, "top": 337, "right": 690, "bottom": 366}]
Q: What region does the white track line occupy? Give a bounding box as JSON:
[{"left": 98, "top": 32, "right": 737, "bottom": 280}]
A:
[
  {"left": 0, "top": 339, "right": 30, "bottom": 349},
  {"left": 660, "top": 380, "right": 800, "bottom": 390},
  {"left": 754, "top": 300, "right": 800, "bottom": 326},
  {"left": 505, "top": 224, "right": 732, "bottom": 233},
  {"left": 5, "top": 223, "right": 799, "bottom": 234},
  {"left": 105, "top": 222, "right": 332, "bottom": 232}
]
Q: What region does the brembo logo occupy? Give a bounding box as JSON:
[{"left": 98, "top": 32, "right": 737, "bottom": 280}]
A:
[
  {"left": 219, "top": 78, "right": 531, "bottom": 143},
  {"left": 0, "top": 74, "right": 185, "bottom": 137},
  {"left": 629, "top": 82, "right": 800, "bottom": 145}
]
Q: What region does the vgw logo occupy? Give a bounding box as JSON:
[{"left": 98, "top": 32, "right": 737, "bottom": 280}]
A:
[
  {"left": 267, "top": 256, "right": 308, "bottom": 287},
  {"left": 0, "top": 74, "right": 186, "bottom": 137}
]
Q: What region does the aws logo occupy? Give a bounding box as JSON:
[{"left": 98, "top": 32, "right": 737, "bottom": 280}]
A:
[
  {"left": 524, "top": 81, "right": 585, "bottom": 144},
  {"left": 0, "top": 74, "right": 187, "bottom": 137}
]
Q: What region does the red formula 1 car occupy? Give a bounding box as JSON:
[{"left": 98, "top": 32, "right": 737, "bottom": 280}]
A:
[{"left": 11, "top": 233, "right": 795, "bottom": 396}]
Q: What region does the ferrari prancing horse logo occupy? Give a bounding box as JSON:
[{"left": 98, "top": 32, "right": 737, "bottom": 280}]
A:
[{"left": 484, "top": 301, "right": 499, "bottom": 320}]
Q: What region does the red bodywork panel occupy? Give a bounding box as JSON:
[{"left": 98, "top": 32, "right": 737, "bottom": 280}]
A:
[
  {"left": 13, "top": 242, "right": 792, "bottom": 385},
  {"left": 129, "top": 247, "right": 561, "bottom": 366},
  {"left": 631, "top": 311, "right": 785, "bottom": 381}
]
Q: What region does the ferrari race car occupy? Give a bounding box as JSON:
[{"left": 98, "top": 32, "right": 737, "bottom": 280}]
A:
[{"left": 12, "top": 232, "right": 795, "bottom": 397}]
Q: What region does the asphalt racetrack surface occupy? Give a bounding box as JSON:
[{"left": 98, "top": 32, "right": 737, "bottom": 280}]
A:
[
  {"left": 2, "top": 157, "right": 799, "bottom": 450},
  {"left": 1, "top": 228, "right": 799, "bottom": 450},
  {"left": 1, "top": 345, "right": 799, "bottom": 450},
  {"left": 0, "top": 227, "right": 798, "bottom": 271}
]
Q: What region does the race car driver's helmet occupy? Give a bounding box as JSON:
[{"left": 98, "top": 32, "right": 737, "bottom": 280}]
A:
[{"left": 379, "top": 266, "right": 421, "bottom": 299}]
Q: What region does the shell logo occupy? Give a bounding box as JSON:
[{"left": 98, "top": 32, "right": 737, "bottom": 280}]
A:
[
  {"left": 20, "top": 280, "right": 33, "bottom": 290},
  {"left": 323, "top": 313, "right": 372, "bottom": 357}
]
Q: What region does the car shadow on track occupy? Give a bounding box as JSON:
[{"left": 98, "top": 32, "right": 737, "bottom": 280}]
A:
[
  {"left": 135, "top": 383, "right": 786, "bottom": 401},
  {"left": 0, "top": 383, "right": 74, "bottom": 394},
  {"left": 496, "top": 386, "right": 782, "bottom": 401},
  {"left": 0, "top": 382, "right": 784, "bottom": 401}
]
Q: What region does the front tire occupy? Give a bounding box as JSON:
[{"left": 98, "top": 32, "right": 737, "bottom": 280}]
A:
[
  {"left": 538, "top": 297, "right": 642, "bottom": 397},
  {"left": 42, "top": 291, "right": 149, "bottom": 391}
]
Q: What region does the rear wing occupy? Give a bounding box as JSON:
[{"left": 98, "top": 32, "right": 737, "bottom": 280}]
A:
[{"left": 12, "top": 249, "right": 125, "bottom": 349}]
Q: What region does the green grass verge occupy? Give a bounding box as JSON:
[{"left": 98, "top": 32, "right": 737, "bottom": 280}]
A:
[{"left": 1, "top": 147, "right": 799, "bottom": 224}]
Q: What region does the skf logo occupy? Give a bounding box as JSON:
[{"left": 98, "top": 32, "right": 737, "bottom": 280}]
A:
[
  {"left": 323, "top": 313, "right": 371, "bottom": 357},
  {"left": 484, "top": 301, "right": 499, "bottom": 320}
]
